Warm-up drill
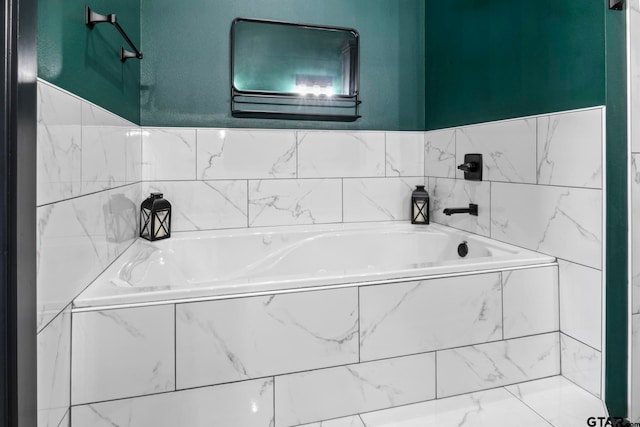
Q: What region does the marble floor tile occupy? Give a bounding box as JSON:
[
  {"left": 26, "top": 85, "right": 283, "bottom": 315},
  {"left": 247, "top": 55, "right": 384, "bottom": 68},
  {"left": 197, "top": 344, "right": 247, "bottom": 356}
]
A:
[
  {"left": 436, "top": 333, "right": 560, "bottom": 398},
  {"left": 71, "top": 378, "right": 273, "bottom": 427},
  {"left": 505, "top": 376, "right": 607, "bottom": 427},
  {"left": 275, "top": 353, "right": 435, "bottom": 427},
  {"left": 360, "top": 387, "right": 549, "bottom": 427}
]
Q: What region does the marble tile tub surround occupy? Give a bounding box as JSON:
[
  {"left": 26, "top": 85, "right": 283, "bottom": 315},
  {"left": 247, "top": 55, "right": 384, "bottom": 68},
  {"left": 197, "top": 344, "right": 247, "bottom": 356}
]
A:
[
  {"left": 141, "top": 128, "right": 426, "bottom": 229},
  {"left": 425, "top": 106, "right": 605, "bottom": 398},
  {"left": 71, "top": 266, "right": 560, "bottom": 424},
  {"left": 37, "top": 80, "right": 143, "bottom": 427}
]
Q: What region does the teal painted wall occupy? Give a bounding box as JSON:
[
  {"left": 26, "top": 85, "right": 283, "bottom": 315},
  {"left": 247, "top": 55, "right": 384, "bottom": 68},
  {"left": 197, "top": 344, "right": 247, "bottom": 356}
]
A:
[
  {"left": 140, "top": 0, "right": 425, "bottom": 130},
  {"left": 38, "top": 0, "right": 140, "bottom": 123},
  {"left": 425, "top": 0, "right": 606, "bottom": 130}
]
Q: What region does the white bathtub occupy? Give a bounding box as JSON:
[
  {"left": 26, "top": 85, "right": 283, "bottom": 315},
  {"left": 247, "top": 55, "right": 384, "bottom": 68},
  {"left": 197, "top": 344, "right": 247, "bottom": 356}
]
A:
[{"left": 74, "top": 222, "right": 555, "bottom": 309}]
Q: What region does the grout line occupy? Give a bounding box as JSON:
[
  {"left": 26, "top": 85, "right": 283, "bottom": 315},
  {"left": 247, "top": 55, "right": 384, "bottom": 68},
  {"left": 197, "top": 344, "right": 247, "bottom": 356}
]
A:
[
  {"left": 559, "top": 331, "right": 602, "bottom": 354},
  {"left": 357, "top": 413, "right": 367, "bottom": 426},
  {"left": 37, "top": 182, "right": 141, "bottom": 208},
  {"left": 434, "top": 351, "right": 438, "bottom": 399},
  {"left": 55, "top": 408, "right": 72, "bottom": 427},
  {"left": 272, "top": 376, "right": 276, "bottom": 427}
]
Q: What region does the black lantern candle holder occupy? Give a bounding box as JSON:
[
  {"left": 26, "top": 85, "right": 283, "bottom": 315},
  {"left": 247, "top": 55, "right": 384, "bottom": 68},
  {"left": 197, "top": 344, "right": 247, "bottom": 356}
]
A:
[
  {"left": 411, "top": 185, "right": 429, "bottom": 224},
  {"left": 140, "top": 193, "right": 171, "bottom": 241}
]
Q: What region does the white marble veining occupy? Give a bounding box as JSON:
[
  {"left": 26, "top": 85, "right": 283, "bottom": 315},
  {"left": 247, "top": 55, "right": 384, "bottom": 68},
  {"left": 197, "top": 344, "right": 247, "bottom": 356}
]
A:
[
  {"left": 71, "top": 305, "right": 175, "bottom": 405},
  {"left": 505, "top": 376, "right": 607, "bottom": 427},
  {"left": 297, "top": 131, "right": 385, "bottom": 178},
  {"left": 491, "top": 183, "right": 602, "bottom": 269},
  {"left": 37, "top": 184, "right": 139, "bottom": 330},
  {"left": 81, "top": 102, "right": 129, "bottom": 194},
  {"left": 142, "top": 128, "right": 196, "bottom": 181},
  {"left": 502, "top": 267, "right": 559, "bottom": 339},
  {"left": 632, "top": 314, "right": 640, "bottom": 423},
  {"left": 428, "top": 178, "right": 490, "bottom": 236},
  {"left": 176, "top": 288, "right": 359, "bottom": 389},
  {"left": 298, "top": 416, "right": 365, "bottom": 427},
  {"left": 275, "top": 353, "right": 436, "bottom": 427},
  {"left": 58, "top": 410, "right": 70, "bottom": 427},
  {"left": 143, "top": 180, "right": 247, "bottom": 231},
  {"left": 359, "top": 274, "right": 502, "bottom": 361},
  {"left": 71, "top": 378, "right": 273, "bottom": 427},
  {"left": 360, "top": 387, "right": 550, "bottom": 427},
  {"left": 38, "top": 307, "right": 71, "bottom": 427},
  {"left": 125, "top": 128, "right": 143, "bottom": 184},
  {"left": 536, "top": 109, "right": 603, "bottom": 188},
  {"left": 343, "top": 177, "right": 424, "bottom": 222},
  {"left": 37, "top": 81, "right": 82, "bottom": 206},
  {"left": 560, "top": 334, "right": 601, "bottom": 398},
  {"left": 385, "top": 132, "right": 424, "bottom": 177},
  {"left": 436, "top": 333, "right": 560, "bottom": 398},
  {"left": 197, "top": 129, "right": 296, "bottom": 180},
  {"left": 558, "top": 260, "right": 602, "bottom": 350},
  {"left": 456, "top": 119, "right": 536, "bottom": 183},
  {"left": 632, "top": 155, "right": 640, "bottom": 315},
  {"left": 248, "top": 179, "right": 342, "bottom": 227},
  {"left": 424, "top": 129, "right": 456, "bottom": 178}
]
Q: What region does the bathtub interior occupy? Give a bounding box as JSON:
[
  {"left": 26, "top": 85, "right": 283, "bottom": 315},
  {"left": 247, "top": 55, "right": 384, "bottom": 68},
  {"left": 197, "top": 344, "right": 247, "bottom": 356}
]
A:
[{"left": 73, "top": 222, "right": 555, "bottom": 309}]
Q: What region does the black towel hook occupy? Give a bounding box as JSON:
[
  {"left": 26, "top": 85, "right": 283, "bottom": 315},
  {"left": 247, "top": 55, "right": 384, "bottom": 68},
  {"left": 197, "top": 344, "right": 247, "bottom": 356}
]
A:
[{"left": 85, "top": 6, "right": 143, "bottom": 63}]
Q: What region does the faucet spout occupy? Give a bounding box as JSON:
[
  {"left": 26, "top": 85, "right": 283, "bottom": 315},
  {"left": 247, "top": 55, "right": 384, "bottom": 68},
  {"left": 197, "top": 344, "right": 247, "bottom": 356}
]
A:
[{"left": 443, "top": 204, "right": 478, "bottom": 216}]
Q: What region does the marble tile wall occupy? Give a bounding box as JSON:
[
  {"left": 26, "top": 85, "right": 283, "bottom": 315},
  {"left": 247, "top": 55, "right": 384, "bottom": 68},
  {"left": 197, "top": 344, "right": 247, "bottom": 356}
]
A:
[
  {"left": 141, "top": 128, "right": 426, "bottom": 230},
  {"left": 70, "top": 265, "right": 560, "bottom": 425},
  {"left": 38, "top": 80, "right": 590, "bottom": 425},
  {"left": 425, "top": 107, "right": 605, "bottom": 398},
  {"left": 37, "top": 80, "right": 142, "bottom": 427}
]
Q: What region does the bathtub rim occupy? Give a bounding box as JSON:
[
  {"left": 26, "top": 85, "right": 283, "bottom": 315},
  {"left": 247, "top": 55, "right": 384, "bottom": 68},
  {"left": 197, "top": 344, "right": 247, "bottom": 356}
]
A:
[
  {"left": 72, "top": 221, "right": 557, "bottom": 312},
  {"left": 72, "top": 261, "right": 558, "bottom": 313}
]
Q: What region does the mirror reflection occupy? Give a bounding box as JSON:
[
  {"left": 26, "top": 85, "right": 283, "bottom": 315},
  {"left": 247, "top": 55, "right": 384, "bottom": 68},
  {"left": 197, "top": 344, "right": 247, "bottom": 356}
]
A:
[{"left": 232, "top": 19, "right": 358, "bottom": 96}]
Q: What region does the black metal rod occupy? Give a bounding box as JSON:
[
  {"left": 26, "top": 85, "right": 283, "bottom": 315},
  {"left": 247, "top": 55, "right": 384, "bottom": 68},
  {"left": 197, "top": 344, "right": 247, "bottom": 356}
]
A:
[{"left": 85, "top": 6, "right": 142, "bottom": 62}]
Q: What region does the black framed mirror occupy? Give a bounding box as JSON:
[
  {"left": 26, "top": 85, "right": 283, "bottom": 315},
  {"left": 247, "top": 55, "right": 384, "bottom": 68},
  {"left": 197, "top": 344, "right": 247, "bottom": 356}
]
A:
[{"left": 230, "top": 18, "right": 361, "bottom": 121}]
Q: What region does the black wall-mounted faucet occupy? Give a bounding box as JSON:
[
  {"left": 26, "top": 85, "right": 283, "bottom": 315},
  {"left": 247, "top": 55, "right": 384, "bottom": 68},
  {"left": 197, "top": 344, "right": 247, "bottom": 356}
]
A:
[
  {"left": 443, "top": 204, "right": 478, "bottom": 216},
  {"left": 458, "top": 154, "right": 483, "bottom": 181}
]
